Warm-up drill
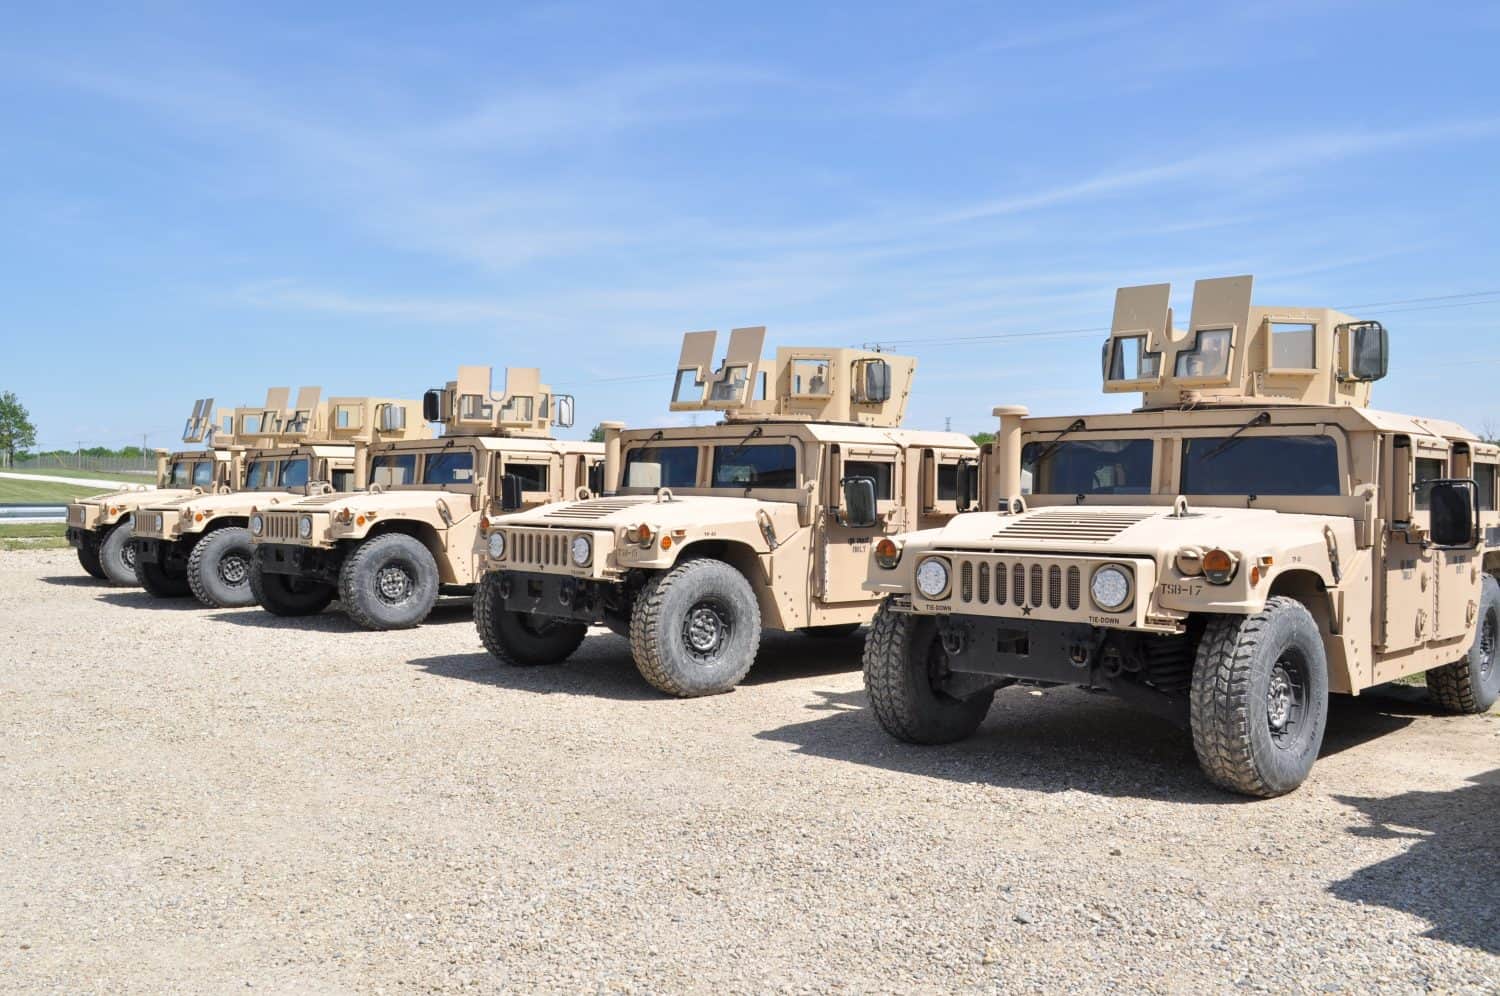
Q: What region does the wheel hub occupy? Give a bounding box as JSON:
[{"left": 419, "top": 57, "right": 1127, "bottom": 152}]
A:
[
  {"left": 684, "top": 603, "right": 728, "bottom": 657},
  {"left": 1480, "top": 614, "right": 1495, "bottom": 679},
  {"left": 218, "top": 554, "right": 248, "bottom": 586},
  {"left": 1267, "top": 666, "right": 1294, "bottom": 731},
  {"left": 122, "top": 543, "right": 136, "bottom": 569},
  {"left": 376, "top": 564, "right": 413, "bottom": 604}
]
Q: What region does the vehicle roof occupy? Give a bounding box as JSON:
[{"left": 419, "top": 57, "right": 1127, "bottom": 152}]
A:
[
  {"left": 1020, "top": 404, "right": 1480, "bottom": 444},
  {"left": 621, "top": 419, "right": 978, "bottom": 450},
  {"left": 373, "top": 436, "right": 603, "bottom": 454}
]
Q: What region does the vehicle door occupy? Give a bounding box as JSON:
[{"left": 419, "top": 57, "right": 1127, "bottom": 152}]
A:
[{"left": 821, "top": 442, "right": 901, "bottom": 604}]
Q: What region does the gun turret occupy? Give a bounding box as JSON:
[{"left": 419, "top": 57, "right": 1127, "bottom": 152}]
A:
[
  {"left": 1101, "top": 275, "right": 1390, "bottom": 410},
  {"left": 668, "top": 326, "right": 916, "bottom": 427},
  {"left": 421, "top": 367, "right": 574, "bottom": 438}
]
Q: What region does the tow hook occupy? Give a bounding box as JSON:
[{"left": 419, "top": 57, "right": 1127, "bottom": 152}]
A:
[{"left": 939, "top": 624, "right": 968, "bottom": 657}]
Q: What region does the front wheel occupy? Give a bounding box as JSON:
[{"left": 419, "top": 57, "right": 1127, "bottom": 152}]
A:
[
  {"left": 249, "top": 558, "right": 336, "bottom": 617},
  {"left": 862, "top": 600, "right": 994, "bottom": 744},
  {"left": 98, "top": 520, "right": 137, "bottom": 586},
  {"left": 133, "top": 552, "right": 192, "bottom": 598},
  {"left": 338, "top": 533, "right": 440, "bottom": 630},
  {"left": 76, "top": 536, "right": 106, "bottom": 579},
  {"left": 1190, "top": 596, "right": 1329, "bottom": 798},
  {"left": 629, "top": 559, "right": 762, "bottom": 697},
  {"left": 475, "top": 573, "right": 587, "bottom": 666},
  {"left": 1426, "top": 573, "right": 1500, "bottom": 714},
  {"left": 187, "top": 527, "right": 257, "bottom": 608}
]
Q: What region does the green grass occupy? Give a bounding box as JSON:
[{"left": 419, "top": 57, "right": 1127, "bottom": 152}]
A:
[
  {"left": 0, "top": 522, "right": 69, "bottom": 551},
  {"left": 0, "top": 478, "right": 121, "bottom": 502}
]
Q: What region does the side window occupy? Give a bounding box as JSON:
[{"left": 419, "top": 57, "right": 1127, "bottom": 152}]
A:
[
  {"left": 1475, "top": 464, "right": 1497, "bottom": 511},
  {"left": 1269, "top": 322, "right": 1316, "bottom": 369},
  {"left": 505, "top": 462, "right": 550, "bottom": 492},
  {"left": 192, "top": 461, "right": 214, "bottom": 488},
  {"left": 936, "top": 462, "right": 979, "bottom": 502},
  {"left": 332, "top": 469, "right": 354, "bottom": 492},
  {"left": 791, "top": 359, "right": 833, "bottom": 396},
  {"left": 844, "top": 460, "right": 894, "bottom": 500},
  {"left": 371, "top": 454, "right": 417, "bottom": 487},
  {"left": 1174, "top": 328, "right": 1232, "bottom": 378},
  {"left": 1414, "top": 457, "right": 1446, "bottom": 511},
  {"left": 1106, "top": 336, "right": 1161, "bottom": 382}
]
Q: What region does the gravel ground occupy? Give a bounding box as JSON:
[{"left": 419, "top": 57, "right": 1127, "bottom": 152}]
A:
[{"left": 2, "top": 548, "right": 1497, "bottom": 994}]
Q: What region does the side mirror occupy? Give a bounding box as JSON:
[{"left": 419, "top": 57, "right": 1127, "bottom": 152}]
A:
[
  {"left": 1428, "top": 479, "right": 1478, "bottom": 548},
  {"left": 422, "top": 390, "right": 443, "bottom": 423},
  {"left": 955, "top": 458, "right": 974, "bottom": 512},
  {"left": 500, "top": 473, "right": 524, "bottom": 512},
  {"left": 378, "top": 405, "right": 406, "bottom": 432},
  {"left": 553, "top": 394, "right": 576, "bottom": 429},
  {"left": 1341, "top": 321, "right": 1389, "bottom": 382},
  {"left": 840, "top": 476, "right": 878, "bottom": 528},
  {"left": 587, "top": 461, "right": 605, "bottom": 496},
  {"left": 853, "top": 359, "right": 891, "bottom": 404}
]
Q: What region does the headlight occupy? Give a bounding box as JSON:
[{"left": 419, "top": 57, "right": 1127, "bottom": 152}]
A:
[
  {"left": 915, "top": 557, "right": 950, "bottom": 598},
  {"left": 298, "top": 515, "right": 314, "bottom": 539},
  {"left": 487, "top": 531, "right": 506, "bottom": 560},
  {"left": 1090, "top": 565, "right": 1132, "bottom": 611},
  {"left": 250, "top": 514, "right": 264, "bottom": 535},
  {"left": 570, "top": 534, "right": 592, "bottom": 567}
]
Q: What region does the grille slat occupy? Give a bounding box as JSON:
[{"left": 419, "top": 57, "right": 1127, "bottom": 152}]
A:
[
  {"left": 977, "top": 563, "right": 990, "bottom": 604},
  {"left": 1048, "top": 565, "right": 1062, "bottom": 609},
  {"left": 1067, "top": 566, "right": 1081, "bottom": 610}
]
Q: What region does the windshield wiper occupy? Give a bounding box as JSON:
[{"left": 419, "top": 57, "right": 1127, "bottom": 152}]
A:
[
  {"left": 726, "top": 425, "right": 764, "bottom": 459},
  {"left": 1030, "top": 418, "right": 1087, "bottom": 467},
  {"left": 1199, "top": 411, "right": 1271, "bottom": 462}
]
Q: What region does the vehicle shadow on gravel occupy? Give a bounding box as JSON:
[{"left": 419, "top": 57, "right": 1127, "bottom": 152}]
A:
[
  {"left": 408, "top": 630, "right": 865, "bottom": 702},
  {"left": 208, "top": 599, "right": 476, "bottom": 632},
  {"left": 1329, "top": 767, "right": 1500, "bottom": 955},
  {"left": 40, "top": 575, "right": 109, "bottom": 588},
  {"left": 758, "top": 684, "right": 1425, "bottom": 805},
  {"left": 95, "top": 591, "right": 206, "bottom": 610}
]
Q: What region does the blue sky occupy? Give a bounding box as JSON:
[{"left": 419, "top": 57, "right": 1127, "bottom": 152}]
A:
[{"left": 2, "top": 1, "right": 1498, "bottom": 449}]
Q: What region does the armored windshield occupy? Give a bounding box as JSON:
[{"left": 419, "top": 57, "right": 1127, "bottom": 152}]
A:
[
  {"left": 371, "top": 454, "right": 417, "bottom": 487},
  {"left": 192, "top": 461, "right": 214, "bottom": 488},
  {"left": 1022, "top": 439, "right": 1153, "bottom": 496},
  {"left": 244, "top": 460, "right": 276, "bottom": 489},
  {"left": 711, "top": 444, "right": 797, "bottom": 489},
  {"left": 277, "top": 458, "right": 310, "bottom": 489},
  {"left": 1180, "top": 436, "right": 1340, "bottom": 496},
  {"left": 423, "top": 450, "right": 475, "bottom": 486},
  {"left": 624, "top": 445, "right": 699, "bottom": 489},
  {"left": 169, "top": 461, "right": 193, "bottom": 488}
]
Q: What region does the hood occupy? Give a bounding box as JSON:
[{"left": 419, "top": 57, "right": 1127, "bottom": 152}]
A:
[
  {"left": 929, "top": 504, "right": 1341, "bottom": 555},
  {"left": 275, "top": 489, "right": 463, "bottom": 516},
  {"left": 173, "top": 490, "right": 298, "bottom": 515},
  {"left": 505, "top": 494, "right": 784, "bottom": 531},
  {"left": 77, "top": 485, "right": 171, "bottom": 506}
]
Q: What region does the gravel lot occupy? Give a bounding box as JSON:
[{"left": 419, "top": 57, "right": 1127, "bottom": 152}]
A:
[{"left": 2, "top": 548, "right": 1497, "bottom": 994}]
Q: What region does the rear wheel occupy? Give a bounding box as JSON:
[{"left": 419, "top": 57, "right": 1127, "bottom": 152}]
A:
[
  {"left": 1426, "top": 574, "right": 1500, "bottom": 714},
  {"left": 338, "top": 533, "right": 441, "bottom": 630},
  {"left": 629, "top": 559, "right": 762, "bottom": 697},
  {"left": 475, "top": 573, "right": 587, "bottom": 666},
  {"left": 862, "top": 599, "right": 994, "bottom": 744},
  {"left": 249, "top": 557, "right": 335, "bottom": 617},
  {"left": 76, "top": 536, "right": 106, "bottom": 579},
  {"left": 187, "top": 527, "right": 257, "bottom": 608},
  {"left": 133, "top": 552, "right": 192, "bottom": 598},
  {"left": 1190, "top": 596, "right": 1329, "bottom": 798},
  {"left": 98, "top": 520, "right": 137, "bottom": 586}
]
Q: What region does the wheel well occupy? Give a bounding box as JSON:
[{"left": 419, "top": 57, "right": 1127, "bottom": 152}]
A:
[
  {"left": 363, "top": 519, "right": 448, "bottom": 572},
  {"left": 1484, "top": 549, "right": 1500, "bottom": 581},
  {"left": 1266, "top": 568, "right": 1351, "bottom": 694},
  {"left": 202, "top": 516, "right": 249, "bottom": 533},
  {"left": 673, "top": 539, "right": 783, "bottom": 629}
]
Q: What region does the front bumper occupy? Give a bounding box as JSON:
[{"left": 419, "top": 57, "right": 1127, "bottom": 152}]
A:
[
  {"left": 490, "top": 570, "right": 621, "bottom": 625},
  {"left": 257, "top": 542, "right": 345, "bottom": 583}
]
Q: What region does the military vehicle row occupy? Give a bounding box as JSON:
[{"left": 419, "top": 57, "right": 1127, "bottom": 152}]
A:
[{"left": 62, "top": 276, "right": 1499, "bottom": 797}]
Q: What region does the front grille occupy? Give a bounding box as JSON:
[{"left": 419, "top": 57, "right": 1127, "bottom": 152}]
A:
[
  {"left": 544, "top": 498, "right": 651, "bottom": 520},
  {"left": 992, "top": 507, "right": 1155, "bottom": 543},
  {"left": 504, "top": 528, "right": 571, "bottom": 569},
  {"left": 263, "top": 511, "right": 302, "bottom": 541},
  {"left": 955, "top": 556, "right": 1083, "bottom": 612}
]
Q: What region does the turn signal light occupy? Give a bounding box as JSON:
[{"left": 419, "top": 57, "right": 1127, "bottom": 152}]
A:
[
  {"left": 634, "top": 523, "right": 653, "bottom": 545},
  {"left": 1202, "top": 548, "right": 1238, "bottom": 585},
  {"left": 874, "top": 538, "right": 901, "bottom": 569},
  {"left": 661, "top": 535, "right": 673, "bottom": 550}
]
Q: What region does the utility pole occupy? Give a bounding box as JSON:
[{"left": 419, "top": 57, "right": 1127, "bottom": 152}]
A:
[{"left": 944, "top": 416, "right": 951, "bottom": 432}]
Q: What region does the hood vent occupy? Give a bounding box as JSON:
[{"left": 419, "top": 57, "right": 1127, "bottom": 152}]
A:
[
  {"left": 992, "top": 507, "right": 1155, "bottom": 543},
  {"left": 544, "top": 497, "right": 655, "bottom": 520}
]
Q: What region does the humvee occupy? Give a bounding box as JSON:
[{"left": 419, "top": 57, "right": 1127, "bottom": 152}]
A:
[
  {"left": 249, "top": 367, "right": 603, "bottom": 629},
  {"left": 65, "top": 397, "right": 242, "bottom": 585},
  {"left": 862, "top": 276, "right": 1499, "bottom": 797},
  {"left": 475, "top": 328, "right": 981, "bottom": 697},
  {"left": 130, "top": 390, "right": 430, "bottom": 605}
]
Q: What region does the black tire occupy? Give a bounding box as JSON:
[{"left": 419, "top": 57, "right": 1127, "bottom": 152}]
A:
[
  {"left": 187, "top": 527, "right": 257, "bottom": 608},
  {"left": 98, "top": 520, "right": 137, "bottom": 586},
  {"left": 474, "top": 573, "right": 587, "bottom": 666},
  {"left": 133, "top": 552, "right": 193, "bottom": 598},
  {"left": 1190, "top": 596, "right": 1329, "bottom": 798},
  {"left": 338, "top": 533, "right": 441, "bottom": 630},
  {"left": 76, "top": 536, "right": 106, "bottom": 579},
  {"left": 1426, "top": 574, "right": 1500, "bottom": 714},
  {"left": 628, "top": 558, "right": 761, "bottom": 697},
  {"left": 248, "top": 558, "right": 336, "bottom": 617},
  {"left": 862, "top": 599, "right": 994, "bottom": 744},
  {"left": 803, "top": 623, "right": 862, "bottom": 639}
]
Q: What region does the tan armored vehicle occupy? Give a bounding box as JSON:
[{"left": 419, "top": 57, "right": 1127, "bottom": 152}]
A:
[
  {"left": 249, "top": 367, "right": 603, "bottom": 629},
  {"left": 131, "top": 390, "right": 430, "bottom": 605},
  {"left": 65, "top": 398, "right": 241, "bottom": 585},
  {"left": 862, "top": 276, "right": 1500, "bottom": 797},
  {"left": 475, "top": 328, "right": 981, "bottom": 697}
]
